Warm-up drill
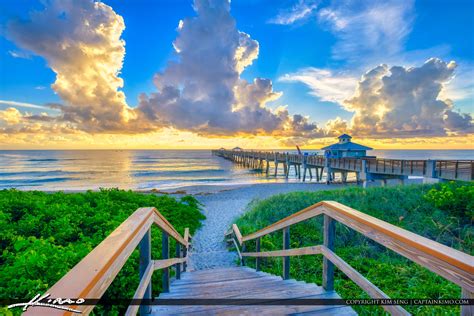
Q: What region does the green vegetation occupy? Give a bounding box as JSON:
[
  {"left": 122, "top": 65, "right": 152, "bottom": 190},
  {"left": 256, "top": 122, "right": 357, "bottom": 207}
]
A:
[
  {"left": 235, "top": 182, "right": 473, "bottom": 315},
  {"left": 0, "top": 189, "right": 204, "bottom": 315}
]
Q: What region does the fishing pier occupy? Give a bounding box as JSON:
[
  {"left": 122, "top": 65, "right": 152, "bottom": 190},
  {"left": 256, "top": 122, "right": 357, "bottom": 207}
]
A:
[{"left": 211, "top": 149, "right": 473, "bottom": 186}]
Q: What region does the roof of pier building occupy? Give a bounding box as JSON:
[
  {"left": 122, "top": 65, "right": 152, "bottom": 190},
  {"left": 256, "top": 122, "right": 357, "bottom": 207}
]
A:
[{"left": 322, "top": 134, "right": 372, "bottom": 151}]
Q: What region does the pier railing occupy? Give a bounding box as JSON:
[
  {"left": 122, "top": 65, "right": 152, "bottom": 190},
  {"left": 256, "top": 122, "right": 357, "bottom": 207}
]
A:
[
  {"left": 212, "top": 149, "right": 473, "bottom": 182},
  {"left": 227, "top": 201, "right": 473, "bottom": 316},
  {"left": 24, "top": 207, "right": 191, "bottom": 316},
  {"left": 436, "top": 160, "right": 473, "bottom": 181}
]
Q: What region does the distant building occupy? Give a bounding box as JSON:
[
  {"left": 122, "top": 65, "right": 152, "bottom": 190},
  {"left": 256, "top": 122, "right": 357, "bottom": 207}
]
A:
[
  {"left": 232, "top": 146, "right": 243, "bottom": 151},
  {"left": 322, "top": 134, "right": 372, "bottom": 158}
]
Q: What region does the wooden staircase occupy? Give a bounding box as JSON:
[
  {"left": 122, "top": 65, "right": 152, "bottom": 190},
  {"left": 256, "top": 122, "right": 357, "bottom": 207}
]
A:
[
  {"left": 153, "top": 266, "right": 356, "bottom": 315},
  {"left": 25, "top": 202, "right": 472, "bottom": 315}
]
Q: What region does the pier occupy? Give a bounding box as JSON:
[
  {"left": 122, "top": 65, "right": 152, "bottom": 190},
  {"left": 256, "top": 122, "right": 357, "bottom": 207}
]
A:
[{"left": 211, "top": 149, "right": 473, "bottom": 186}]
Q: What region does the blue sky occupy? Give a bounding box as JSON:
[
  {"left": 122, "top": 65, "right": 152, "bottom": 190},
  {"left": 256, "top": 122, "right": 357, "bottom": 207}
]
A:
[{"left": 0, "top": 0, "right": 473, "bottom": 148}]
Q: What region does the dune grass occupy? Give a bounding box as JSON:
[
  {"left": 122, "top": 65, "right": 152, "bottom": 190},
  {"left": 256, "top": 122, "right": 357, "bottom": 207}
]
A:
[
  {"left": 235, "top": 182, "right": 473, "bottom": 315},
  {"left": 0, "top": 189, "right": 205, "bottom": 315}
]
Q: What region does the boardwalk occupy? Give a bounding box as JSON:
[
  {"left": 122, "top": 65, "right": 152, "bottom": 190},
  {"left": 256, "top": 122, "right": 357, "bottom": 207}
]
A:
[{"left": 212, "top": 149, "right": 473, "bottom": 186}]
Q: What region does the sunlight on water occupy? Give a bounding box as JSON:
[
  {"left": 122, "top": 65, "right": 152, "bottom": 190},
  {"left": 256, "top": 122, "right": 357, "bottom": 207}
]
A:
[{"left": 0, "top": 150, "right": 472, "bottom": 191}]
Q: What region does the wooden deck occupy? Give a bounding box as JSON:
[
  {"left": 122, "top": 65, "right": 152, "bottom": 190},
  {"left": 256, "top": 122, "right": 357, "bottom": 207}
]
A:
[{"left": 153, "top": 267, "right": 356, "bottom": 315}]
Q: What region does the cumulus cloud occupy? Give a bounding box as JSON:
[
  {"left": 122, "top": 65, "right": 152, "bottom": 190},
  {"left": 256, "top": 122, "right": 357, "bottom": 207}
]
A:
[
  {"left": 138, "top": 0, "right": 324, "bottom": 137},
  {"left": 268, "top": 0, "right": 319, "bottom": 25},
  {"left": 0, "top": 108, "right": 23, "bottom": 124},
  {"left": 318, "top": 0, "right": 414, "bottom": 63},
  {"left": 325, "top": 117, "right": 349, "bottom": 135},
  {"left": 344, "top": 58, "right": 473, "bottom": 136},
  {"left": 7, "top": 0, "right": 140, "bottom": 132}
]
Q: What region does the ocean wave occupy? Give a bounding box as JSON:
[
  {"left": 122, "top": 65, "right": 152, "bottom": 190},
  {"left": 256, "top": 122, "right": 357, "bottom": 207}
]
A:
[
  {"left": 26, "top": 158, "right": 59, "bottom": 162},
  {"left": 0, "top": 170, "right": 85, "bottom": 178},
  {"left": 132, "top": 169, "right": 226, "bottom": 177},
  {"left": 0, "top": 177, "right": 75, "bottom": 185}
]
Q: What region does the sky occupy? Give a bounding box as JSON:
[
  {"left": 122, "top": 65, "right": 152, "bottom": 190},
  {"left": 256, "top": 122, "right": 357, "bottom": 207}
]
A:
[{"left": 0, "top": 0, "right": 473, "bottom": 149}]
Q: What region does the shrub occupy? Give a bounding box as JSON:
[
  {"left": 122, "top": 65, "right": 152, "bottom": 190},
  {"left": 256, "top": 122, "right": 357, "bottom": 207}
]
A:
[
  {"left": 0, "top": 189, "right": 205, "bottom": 315},
  {"left": 235, "top": 183, "right": 473, "bottom": 315}
]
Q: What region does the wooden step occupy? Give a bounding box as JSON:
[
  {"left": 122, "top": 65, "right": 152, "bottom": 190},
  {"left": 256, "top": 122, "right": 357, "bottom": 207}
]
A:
[{"left": 152, "top": 267, "right": 356, "bottom": 315}]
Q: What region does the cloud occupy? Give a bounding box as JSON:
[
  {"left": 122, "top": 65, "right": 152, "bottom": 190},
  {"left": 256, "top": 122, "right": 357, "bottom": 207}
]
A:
[
  {"left": 138, "top": 0, "right": 324, "bottom": 137},
  {"left": 279, "top": 68, "right": 357, "bottom": 104},
  {"left": 325, "top": 117, "right": 349, "bottom": 135},
  {"left": 7, "top": 0, "right": 140, "bottom": 132},
  {"left": 0, "top": 108, "right": 23, "bottom": 124},
  {"left": 344, "top": 58, "right": 473, "bottom": 137},
  {"left": 0, "top": 100, "right": 52, "bottom": 110},
  {"left": 8, "top": 50, "right": 31, "bottom": 59},
  {"left": 268, "top": 0, "right": 319, "bottom": 25},
  {"left": 438, "top": 63, "right": 474, "bottom": 102},
  {"left": 318, "top": 0, "right": 414, "bottom": 63}
]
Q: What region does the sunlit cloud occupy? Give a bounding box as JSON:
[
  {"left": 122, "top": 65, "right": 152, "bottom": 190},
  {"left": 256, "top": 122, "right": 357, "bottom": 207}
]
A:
[
  {"left": 137, "top": 0, "right": 325, "bottom": 138},
  {"left": 1, "top": 0, "right": 472, "bottom": 149},
  {"left": 7, "top": 0, "right": 139, "bottom": 133},
  {"left": 344, "top": 58, "right": 473, "bottom": 137}
]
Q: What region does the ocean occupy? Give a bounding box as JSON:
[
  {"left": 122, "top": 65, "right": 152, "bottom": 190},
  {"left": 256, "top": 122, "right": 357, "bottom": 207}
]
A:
[{"left": 0, "top": 150, "right": 472, "bottom": 191}]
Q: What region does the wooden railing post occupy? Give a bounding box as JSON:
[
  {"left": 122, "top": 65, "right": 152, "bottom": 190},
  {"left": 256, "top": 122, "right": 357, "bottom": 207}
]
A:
[
  {"left": 323, "top": 215, "right": 335, "bottom": 291},
  {"left": 283, "top": 227, "right": 290, "bottom": 280},
  {"left": 461, "top": 288, "right": 473, "bottom": 316},
  {"left": 175, "top": 243, "right": 181, "bottom": 280},
  {"left": 139, "top": 229, "right": 152, "bottom": 315},
  {"left": 256, "top": 237, "right": 261, "bottom": 271},
  {"left": 162, "top": 231, "right": 169, "bottom": 293},
  {"left": 182, "top": 244, "right": 187, "bottom": 272}
]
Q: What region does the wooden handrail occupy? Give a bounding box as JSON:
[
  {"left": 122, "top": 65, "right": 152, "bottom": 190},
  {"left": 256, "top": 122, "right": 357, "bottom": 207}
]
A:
[
  {"left": 24, "top": 207, "right": 189, "bottom": 316},
  {"left": 232, "top": 223, "right": 243, "bottom": 245},
  {"left": 230, "top": 201, "right": 474, "bottom": 315}
]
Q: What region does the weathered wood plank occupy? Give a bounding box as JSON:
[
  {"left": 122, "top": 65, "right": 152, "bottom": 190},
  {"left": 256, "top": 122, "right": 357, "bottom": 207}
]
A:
[
  {"left": 461, "top": 288, "right": 473, "bottom": 316},
  {"left": 242, "top": 202, "right": 325, "bottom": 242},
  {"left": 323, "top": 215, "right": 335, "bottom": 291},
  {"left": 256, "top": 237, "right": 261, "bottom": 271},
  {"left": 154, "top": 269, "right": 355, "bottom": 316},
  {"left": 321, "top": 246, "right": 410, "bottom": 316},
  {"left": 154, "top": 212, "right": 186, "bottom": 246},
  {"left": 138, "top": 228, "right": 152, "bottom": 315},
  {"left": 242, "top": 245, "right": 323, "bottom": 257},
  {"left": 125, "top": 261, "right": 154, "bottom": 316},
  {"left": 162, "top": 231, "right": 170, "bottom": 293},
  {"left": 232, "top": 223, "right": 243, "bottom": 245},
  {"left": 283, "top": 227, "right": 290, "bottom": 280},
  {"left": 153, "top": 257, "right": 186, "bottom": 270}
]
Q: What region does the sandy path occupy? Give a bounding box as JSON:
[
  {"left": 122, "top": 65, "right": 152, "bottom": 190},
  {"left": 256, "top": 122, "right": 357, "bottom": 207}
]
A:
[{"left": 181, "top": 183, "right": 347, "bottom": 270}]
